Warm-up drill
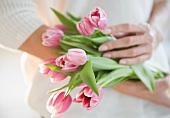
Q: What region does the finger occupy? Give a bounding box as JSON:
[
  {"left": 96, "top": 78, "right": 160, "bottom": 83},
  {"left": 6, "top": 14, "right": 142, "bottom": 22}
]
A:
[
  {"left": 99, "top": 35, "right": 148, "bottom": 51},
  {"left": 113, "top": 80, "right": 148, "bottom": 94},
  {"left": 103, "top": 44, "right": 152, "bottom": 59},
  {"left": 119, "top": 54, "right": 151, "bottom": 65},
  {"left": 114, "top": 32, "right": 137, "bottom": 39},
  {"left": 102, "top": 23, "right": 145, "bottom": 35},
  {"left": 155, "top": 75, "right": 170, "bottom": 91}
]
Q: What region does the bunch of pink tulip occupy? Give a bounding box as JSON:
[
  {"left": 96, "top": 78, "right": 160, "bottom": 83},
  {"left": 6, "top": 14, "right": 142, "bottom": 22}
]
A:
[
  {"left": 40, "top": 6, "right": 165, "bottom": 118},
  {"left": 76, "top": 7, "right": 107, "bottom": 36},
  {"left": 40, "top": 7, "right": 114, "bottom": 118},
  {"left": 40, "top": 48, "right": 104, "bottom": 118}
]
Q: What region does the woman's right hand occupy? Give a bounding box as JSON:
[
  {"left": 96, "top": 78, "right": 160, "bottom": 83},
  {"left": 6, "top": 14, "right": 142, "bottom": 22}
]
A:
[{"left": 98, "top": 23, "right": 163, "bottom": 65}]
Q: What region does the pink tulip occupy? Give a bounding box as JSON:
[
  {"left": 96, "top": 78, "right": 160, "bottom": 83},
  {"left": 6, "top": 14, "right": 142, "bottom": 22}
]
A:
[
  {"left": 42, "top": 27, "right": 64, "bottom": 47},
  {"left": 88, "top": 7, "right": 107, "bottom": 29},
  {"left": 46, "top": 91, "right": 72, "bottom": 118},
  {"left": 55, "top": 24, "right": 70, "bottom": 31},
  {"left": 65, "top": 48, "right": 87, "bottom": 65},
  {"left": 56, "top": 48, "right": 87, "bottom": 72},
  {"left": 49, "top": 71, "right": 67, "bottom": 83},
  {"left": 74, "top": 84, "right": 104, "bottom": 110},
  {"left": 39, "top": 59, "right": 67, "bottom": 83},
  {"left": 76, "top": 17, "right": 95, "bottom": 36}
]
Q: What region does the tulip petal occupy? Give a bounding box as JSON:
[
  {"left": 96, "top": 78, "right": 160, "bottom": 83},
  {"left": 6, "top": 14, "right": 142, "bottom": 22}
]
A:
[
  {"left": 53, "top": 91, "right": 65, "bottom": 106},
  {"left": 58, "top": 95, "right": 72, "bottom": 113},
  {"left": 83, "top": 97, "right": 91, "bottom": 108},
  {"left": 51, "top": 110, "right": 60, "bottom": 118},
  {"left": 84, "top": 87, "right": 93, "bottom": 97},
  {"left": 55, "top": 56, "right": 65, "bottom": 67},
  {"left": 49, "top": 71, "right": 67, "bottom": 83},
  {"left": 66, "top": 49, "right": 87, "bottom": 65}
]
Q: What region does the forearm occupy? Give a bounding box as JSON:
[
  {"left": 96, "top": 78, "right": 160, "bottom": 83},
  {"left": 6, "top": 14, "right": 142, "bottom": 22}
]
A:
[
  {"left": 148, "top": 0, "right": 170, "bottom": 43},
  {"left": 19, "top": 25, "right": 60, "bottom": 60},
  {"left": 0, "top": 0, "right": 59, "bottom": 60}
]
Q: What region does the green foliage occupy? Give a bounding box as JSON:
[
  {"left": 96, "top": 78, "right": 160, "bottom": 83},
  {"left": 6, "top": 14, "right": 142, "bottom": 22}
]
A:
[
  {"left": 51, "top": 8, "right": 78, "bottom": 31},
  {"left": 59, "top": 40, "right": 101, "bottom": 56},
  {"left": 97, "top": 68, "right": 133, "bottom": 87},
  {"left": 131, "top": 64, "right": 155, "bottom": 93},
  {"left": 79, "top": 61, "right": 99, "bottom": 96},
  {"left": 88, "top": 56, "right": 128, "bottom": 72},
  {"left": 66, "top": 12, "right": 81, "bottom": 22}
]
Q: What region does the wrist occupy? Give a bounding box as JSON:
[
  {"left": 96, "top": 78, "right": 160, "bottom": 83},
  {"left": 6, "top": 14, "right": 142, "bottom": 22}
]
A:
[
  {"left": 150, "top": 25, "right": 164, "bottom": 48},
  {"left": 19, "top": 25, "right": 60, "bottom": 60}
]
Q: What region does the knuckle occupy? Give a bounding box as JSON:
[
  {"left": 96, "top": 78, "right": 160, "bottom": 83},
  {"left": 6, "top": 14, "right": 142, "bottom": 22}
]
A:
[
  {"left": 110, "top": 52, "right": 116, "bottom": 58},
  {"left": 165, "top": 77, "right": 170, "bottom": 87},
  {"left": 126, "top": 37, "right": 133, "bottom": 45},
  {"left": 123, "top": 23, "right": 131, "bottom": 30},
  {"left": 147, "top": 33, "right": 154, "bottom": 42},
  {"left": 149, "top": 45, "right": 153, "bottom": 52},
  {"left": 126, "top": 58, "right": 137, "bottom": 65},
  {"left": 105, "top": 42, "right": 113, "bottom": 49},
  {"left": 147, "top": 54, "right": 152, "bottom": 59},
  {"left": 140, "top": 23, "right": 151, "bottom": 31},
  {"left": 137, "top": 57, "right": 143, "bottom": 63},
  {"left": 130, "top": 50, "right": 137, "bottom": 56},
  {"left": 145, "top": 45, "right": 153, "bottom": 53},
  {"left": 161, "top": 79, "right": 170, "bottom": 88},
  {"left": 144, "top": 24, "right": 150, "bottom": 31}
]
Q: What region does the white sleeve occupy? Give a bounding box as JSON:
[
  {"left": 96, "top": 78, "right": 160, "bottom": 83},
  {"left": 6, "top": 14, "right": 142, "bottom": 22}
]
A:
[{"left": 0, "top": 0, "right": 44, "bottom": 50}]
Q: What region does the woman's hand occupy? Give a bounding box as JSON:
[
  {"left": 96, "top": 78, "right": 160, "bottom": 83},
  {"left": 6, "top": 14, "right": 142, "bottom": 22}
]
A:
[
  {"left": 112, "top": 75, "right": 170, "bottom": 107},
  {"left": 98, "top": 23, "right": 163, "bottom": 65}
]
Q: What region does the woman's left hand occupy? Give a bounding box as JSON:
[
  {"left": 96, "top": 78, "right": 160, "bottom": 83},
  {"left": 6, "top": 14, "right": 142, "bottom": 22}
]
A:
[
  {"left": 98, "top": 23, "right": 162, "bottom": 65},
  {"left": 112, "top": 75, "right": 170, "bottom": 107}
]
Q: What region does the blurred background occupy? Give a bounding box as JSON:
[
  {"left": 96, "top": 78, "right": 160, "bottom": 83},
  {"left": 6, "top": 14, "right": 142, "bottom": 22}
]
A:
[
  {"left": 0, "top": 50, "right": 39, "bottom": 118},
  {"left": 0, "top": 30, "right": 170, "bottom": 118}
]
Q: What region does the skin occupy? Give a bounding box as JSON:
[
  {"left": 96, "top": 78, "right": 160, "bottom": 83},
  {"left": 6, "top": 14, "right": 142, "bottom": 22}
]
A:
[
  {"left": 19, "top": 25, "right": 60, "bottom": 60},
  {"left": 98, "top": 0, "right": 170, "bottom": 107},
  {"left": 18, "top": 1, "right": 170, "bottom": 107},
  {"left": 112, "top": 75, "right": 170, "bottom": 107},
  {"left": 99, "top": 1, "right": 170, "bottom": 65}
]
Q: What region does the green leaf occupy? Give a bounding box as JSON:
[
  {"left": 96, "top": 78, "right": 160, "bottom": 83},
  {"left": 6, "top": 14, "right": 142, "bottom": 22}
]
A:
[
  {"left": 63, "top": 31, "right": 79, "bottom": 35},
  {"left": 51, "top": 8, "right": 77, "bottom": 31},
  {"left": 102, "top": 77, "right": 128, "bottom": 88},
  {"left": 65, "top": 73, "right": 79, "bottom": 96},
  {"left": 45, "top": 64, "right": 61, "bottom": 71},
  {"left": 66, "top": 12, "right": 81, "bottom": 22},
  {"left": 91, "top": 29, "right": 105, "bottom": 38},
  {"left": 63, "top": 35, "right": 82, "bottom": 43},
  {"left": 59, "top": 41, "right": 73, "bottom": 51},
  {"left": 88, "top": 56, "right": 129, "bottom": 72},
  {"left": 64, "top": 35, "right": 97, "bottom": 48},
  {"left": 45, "top": 64, "right": 70, "bottom": 75},
  {"left": 60, "top": 40, "right": 101, "bottom": 56},
  {"left": 52, "top": 49, "right": 67, "bottom": 55},
  {"left": 80, "top": 61, "right": 99, "bottom": 96},
  {"left": 67, "top": 76, "right": 83, "bottom": 92},
  {"left": 97, "top": 68, "right": 133, "bottom": 87},
  {"left": 95, "top": 71, "right": 108, "bottom": 81},
  {"left": 153, "top": 71, "right": 166, "bottom": 79},
  {"left": 131, "top": 64, "right": 155, "bottom": 93},
  {"left": 48, "top": 84, "right": 68, "bottom": 94},
  {"left": 90, "top": 36, "right": 116, "bottom": 45}
]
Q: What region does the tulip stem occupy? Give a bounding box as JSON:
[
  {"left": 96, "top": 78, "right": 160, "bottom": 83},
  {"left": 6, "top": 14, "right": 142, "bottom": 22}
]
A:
[{"left": 47, "top": 84, "right": 68, "bottom": 94}]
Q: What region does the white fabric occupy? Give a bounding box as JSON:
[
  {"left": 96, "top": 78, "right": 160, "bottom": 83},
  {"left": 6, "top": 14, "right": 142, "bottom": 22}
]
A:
[{"left": 0, "top": 0, "right": 170, "bottom": 118}]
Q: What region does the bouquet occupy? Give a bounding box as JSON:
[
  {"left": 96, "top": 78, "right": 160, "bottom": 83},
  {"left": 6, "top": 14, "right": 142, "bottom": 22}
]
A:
[{"left": 39, "top": 7, "right": 166, "bottom": 118}]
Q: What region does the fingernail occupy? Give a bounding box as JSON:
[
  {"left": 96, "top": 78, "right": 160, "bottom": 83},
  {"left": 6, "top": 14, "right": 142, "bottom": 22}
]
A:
[
  {"left": 115, "top": 32, "right": 126, "bottom": 36},
  {"left": 103, "top": 53, "right": 111, "bottom": 58},
  {"left": 119, "top": 60, "right": 126, "bottom": 64},
  {"left": 102, "top": 28, "right": 111, "bottom": 34},
  {"left": 98, "top": 46, "right": 108, "bottom": 51}
]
